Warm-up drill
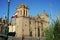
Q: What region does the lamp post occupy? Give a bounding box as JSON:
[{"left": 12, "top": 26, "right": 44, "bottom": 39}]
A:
[
  {"left": 7, "top": 0, "right": 10, "bottom": 22},
  {"left": 5, "top": 0, "right": 10, "bottom": 40}
]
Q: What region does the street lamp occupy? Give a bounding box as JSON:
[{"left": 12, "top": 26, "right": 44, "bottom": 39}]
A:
[
  {"left": 8, "top": 0, "right": 10, "bottom": 2},
  {"left": 5, "top": 0, "right": 10, "bottom": 40},
  {"left": 7, "top": 0, "right": 10, "bottom": 21}
]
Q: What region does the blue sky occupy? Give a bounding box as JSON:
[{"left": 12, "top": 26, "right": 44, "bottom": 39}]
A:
[{"left": 0, "top": 0, "right": 60, "bottom": 20}]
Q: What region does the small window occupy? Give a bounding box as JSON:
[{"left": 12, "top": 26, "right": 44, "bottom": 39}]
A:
[
  {"left": 30, "top": 31, "right": 32, "bottom": 36},
  {"left": 30, "top": 21, "right": 31, "bottom": 24},
  {"left": 20, "top": 10, "right": 22, "bottom": 15}
]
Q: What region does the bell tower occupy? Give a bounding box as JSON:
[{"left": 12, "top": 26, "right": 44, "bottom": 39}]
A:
[
  {"left": 17, "top": 3, "right": 29, "bottom": 17},
  {"left": 15, "top": 3, "right": 29, "bottom": 37}
]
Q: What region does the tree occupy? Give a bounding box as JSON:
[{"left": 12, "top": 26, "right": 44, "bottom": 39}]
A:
[
  {"left": 44, "top": 25, "right": 54, "bottom": 40},
  {"left": 53, "top": 19, "right": 60, "bottom": 40},
  {"left": 0, "top": 18, "right": 2, "bottom": 22}
]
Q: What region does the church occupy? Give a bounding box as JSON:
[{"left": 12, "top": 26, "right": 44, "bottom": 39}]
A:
[{"left": 11, "top": 3, "right": 49, "bottom": 38}]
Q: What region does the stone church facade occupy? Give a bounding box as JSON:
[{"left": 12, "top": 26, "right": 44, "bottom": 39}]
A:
[{"left": 14, "top": 3, "right": 49, "bottom": 38}]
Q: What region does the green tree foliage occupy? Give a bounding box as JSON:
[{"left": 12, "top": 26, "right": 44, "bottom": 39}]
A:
[
  {"left": 45, "top": 19, "right": 60, "bottom": 40},
  {"left": 44, "top": 25, "right": 54, "bottom": 40},
  {"left": 54, "top": 19, "right": 60, "bottom": 40},
  {"left": 0, "top": 18, "right": 2, "bottom": 22}
]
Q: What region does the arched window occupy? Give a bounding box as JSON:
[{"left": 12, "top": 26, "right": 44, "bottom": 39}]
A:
[
  {"left": 26, "top": 10, "right": 27, "bottom": 16},
  {"left": 24, "top": 10, "right": 25, "bottom": 16}
]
